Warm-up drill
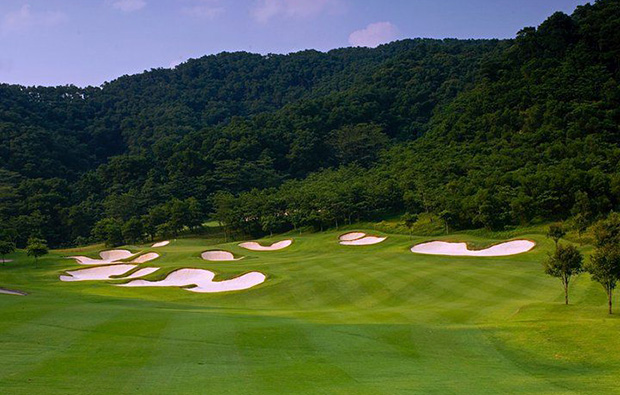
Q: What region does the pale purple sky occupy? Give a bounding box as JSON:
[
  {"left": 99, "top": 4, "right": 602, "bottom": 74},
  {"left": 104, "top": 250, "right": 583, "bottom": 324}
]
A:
[{"left": 0, "top": 0, "right": 587, "bottom": 87}]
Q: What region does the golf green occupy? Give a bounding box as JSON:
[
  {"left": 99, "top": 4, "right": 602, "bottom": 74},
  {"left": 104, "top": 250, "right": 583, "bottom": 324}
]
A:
[{"left": 0, "top": 230, "right": 618, "bottom": 394}]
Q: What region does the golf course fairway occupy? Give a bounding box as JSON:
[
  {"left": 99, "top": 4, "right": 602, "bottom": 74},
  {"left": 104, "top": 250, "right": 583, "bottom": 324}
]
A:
[{"left": 1, "top": 229, "right": 618, "bottom": 394}]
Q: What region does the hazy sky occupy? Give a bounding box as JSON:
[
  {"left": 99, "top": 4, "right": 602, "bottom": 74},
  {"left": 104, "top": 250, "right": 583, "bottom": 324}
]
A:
[{"left": 0, "top": 0, "right": 588, "bottom": 87}]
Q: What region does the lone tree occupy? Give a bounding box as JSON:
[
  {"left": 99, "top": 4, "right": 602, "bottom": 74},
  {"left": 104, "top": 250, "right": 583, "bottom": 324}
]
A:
[
  {"left": 543, "top": 244, "right": 584, "bottom": 305},
  {"left": 26, "top": 237, "right": 48, "bottom": 265},
  {"left": 587, "top": 245, "right": 620, "bottom": 314},
  {"left": 546, "top": 224, "right": 566, "bottom": 248},
  {"left": 0, "top": 240, "right": 16, "bottom": 264}
]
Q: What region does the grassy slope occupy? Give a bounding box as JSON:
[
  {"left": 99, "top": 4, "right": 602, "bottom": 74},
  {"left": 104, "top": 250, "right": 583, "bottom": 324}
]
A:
[{"left": 0, "top": 229, "right": 618, "bottom": 394}]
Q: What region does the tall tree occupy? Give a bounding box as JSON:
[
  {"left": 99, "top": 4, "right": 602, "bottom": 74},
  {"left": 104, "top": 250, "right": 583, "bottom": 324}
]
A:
[
  {"left": 587, "top": 245, "right": 620, "bottom": 314},
  {"left": 542, "top": 244, "right": 584, "bottom": 305}
]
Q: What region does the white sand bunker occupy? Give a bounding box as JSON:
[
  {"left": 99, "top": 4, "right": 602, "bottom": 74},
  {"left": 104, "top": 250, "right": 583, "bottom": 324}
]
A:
[
  {"left": 132, "top": 252, "right": 159, "bottom": 263},
  {"left": 0, "top": 287, "right": 26, "bottom": 296},
  {"left": 238, "top": 240, "right": 292, "bottom": 251},
  {"left": 341, "top": 236, "right": 387, "bottom": 246},
  {"left": 201, "top": 251, "right": 243, "bottom": 261},
  {"left": 122, "top": 267, "right": 160, "bottom": 279},
  {"left": 339, "top": 232, "right": 387, "bottom": 246},
  {"left": 1, "top": 259, "right": 13, "bottom": 263},
  {"left": 339, "top": 232, "right": 367, "bottom": 241},
  {"left": 119, "top": 268, "right": 266, "bottom": 293},
  {"left": 69, "top": 249, "right": 135, "bottom": 265},
  {"left": 60, "top": 265, "right": 159, "bottom": 282},
  {"left": 411, "top": 240, "right": 536, "bottom": 257},
  {"left": 61, "top": 264, "right": 135, "bottom": 282},
  {"left": 152, "top": 241, "right": 170, "bottom": 248},
  {"left": 100, "top": 250, "right": 134, "bottom": 261}
]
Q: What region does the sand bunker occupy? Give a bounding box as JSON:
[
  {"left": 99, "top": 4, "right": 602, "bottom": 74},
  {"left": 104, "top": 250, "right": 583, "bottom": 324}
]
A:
[
  {"left": 410, "top": 240, "right": 536, "bottom": 257},
  {"left": 60, "top": 265, "right": 160, "bottom": 282},
  {"left": 119, "top": 268, "right": 266, "bottom": 293},
  {"left": 69, "top": 249, "right": 135, "bottom": 265},
  {"left": 132, "top": 252, "right": 159, "bottom": 263},
  {"left": 100, "top": 250, "right": 134, "bottom": 261},
  {"left": 201, "top": 251, "right": 242, "bottom": 261},
  {"left": 0, "top": 287, "right": 26, "bottom": 296},
  {"left": 60, "top": 264, "right": 137, "bottom": 282},
  {"left": 69, "top": 250, "right": 158, "bottom": 265},
  {"left": 152, "top": 241, "right": 170, "bottom": 248},
  {"left": 122, "top": 267, "right": 160, "bottom": 279},
  {"left": 339, "top": 232, "right": 367, "bottom": 241},
  {"left": 238, "top": 240, "right": 292, "bottom": 251},
  {"left": 339, "top": 232, "right": 387, "bottom": 245},
  {"left": 1, "top": 259, "right": 13, "bottom": 263},
  {"left": 340, "top": 236, "right": 387, "bottom": 246}
]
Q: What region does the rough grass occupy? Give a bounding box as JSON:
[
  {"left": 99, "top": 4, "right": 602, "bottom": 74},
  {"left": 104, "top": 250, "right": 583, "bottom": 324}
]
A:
[{"left": 0, "top": 228, "right": 618, "bottom": 394}]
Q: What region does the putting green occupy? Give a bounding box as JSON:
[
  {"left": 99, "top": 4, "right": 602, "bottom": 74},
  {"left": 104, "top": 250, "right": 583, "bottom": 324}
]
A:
[{"left": 0, "top": 229, "right": 618, "bottom": 394}]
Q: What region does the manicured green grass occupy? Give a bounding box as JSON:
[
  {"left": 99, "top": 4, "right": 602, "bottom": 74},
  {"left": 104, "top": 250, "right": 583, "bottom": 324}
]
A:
[{"left": 0, "top": 229, "right": 618, "bottom": 394}]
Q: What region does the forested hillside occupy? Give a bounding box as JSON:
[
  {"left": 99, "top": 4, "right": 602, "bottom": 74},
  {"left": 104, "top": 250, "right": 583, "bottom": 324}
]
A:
[{"left": 1, "top": 0, "right": 619, "bottom": 247}]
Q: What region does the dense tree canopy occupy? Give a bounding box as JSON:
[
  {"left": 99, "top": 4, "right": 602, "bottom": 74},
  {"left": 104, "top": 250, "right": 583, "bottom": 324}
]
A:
[{"left": 1, "top": 0, "right": 620, "bottom": 247}]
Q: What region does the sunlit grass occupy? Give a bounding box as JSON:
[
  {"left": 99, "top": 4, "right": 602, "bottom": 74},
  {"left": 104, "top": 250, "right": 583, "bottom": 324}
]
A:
[{"left": 0, "top": 228, "right": 617, "bottom": 394}]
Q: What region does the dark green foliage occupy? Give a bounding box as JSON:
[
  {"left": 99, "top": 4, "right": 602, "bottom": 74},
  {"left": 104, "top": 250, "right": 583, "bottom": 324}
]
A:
[
  {"left": 92, "top": 196, "right": 204, "bottom": 245},
  {"left": 26, "top": 237, "right": 48, "bottom": 263},
  {"left": 328, "top": 123, "right": 389, "bottom": 166},
  {"left": 547, "top": 224, "right": 567, "bottom": 247},
  {"left": 587, "top": 212, "right": 620, "bottom": 314},
  {"left": 587, "top": 244, "right": 620, "bottom": 314},
  {"left": 572, "top": 191, "right": 593, "bottom": 240},
  {"left": 213, "top": 165, "right": 400, "bottom": 237},
  {"left": 2, "top": 1, "right": 620, "bottom": 246},
  {"left": 543, "top": 244, "right": 584, "bottom": 304},
  {"left": 592, "top": 212, "right": 620, "bottom": 247},
  {"left": 92, "top": 218, "right": 124, "bottom": 247},
  {"left": 162, "top": 198, "right": 199, "bottom": 236},
  {"left": 439, "top": 210, "right": 456, "bottom": 234},
  {"left": 0, "top": 240, "right": 16, "bottom": 264},
  {"left": 402, "top": 213, "right": 418, "bottom": 237},
  {"left": 122, "top": 218, "right": 144, "bottom": 244}
]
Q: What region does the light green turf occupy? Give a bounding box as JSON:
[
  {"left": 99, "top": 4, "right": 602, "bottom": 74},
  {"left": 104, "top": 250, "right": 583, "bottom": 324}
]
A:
[{"left": 0, "top": 229, "right": 618, "bottom": 394}]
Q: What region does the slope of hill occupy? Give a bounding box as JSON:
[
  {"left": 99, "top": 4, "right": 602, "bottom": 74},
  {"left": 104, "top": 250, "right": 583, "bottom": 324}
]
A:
[
  {"left": 1, "top": 1, "right": 620, "bottom": 248},
  {"left": 0, "top": 38, "right": 499, "bottom": 246},
  {"left": 214, "top": 0, "right": 620, "bottom": 239}
]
